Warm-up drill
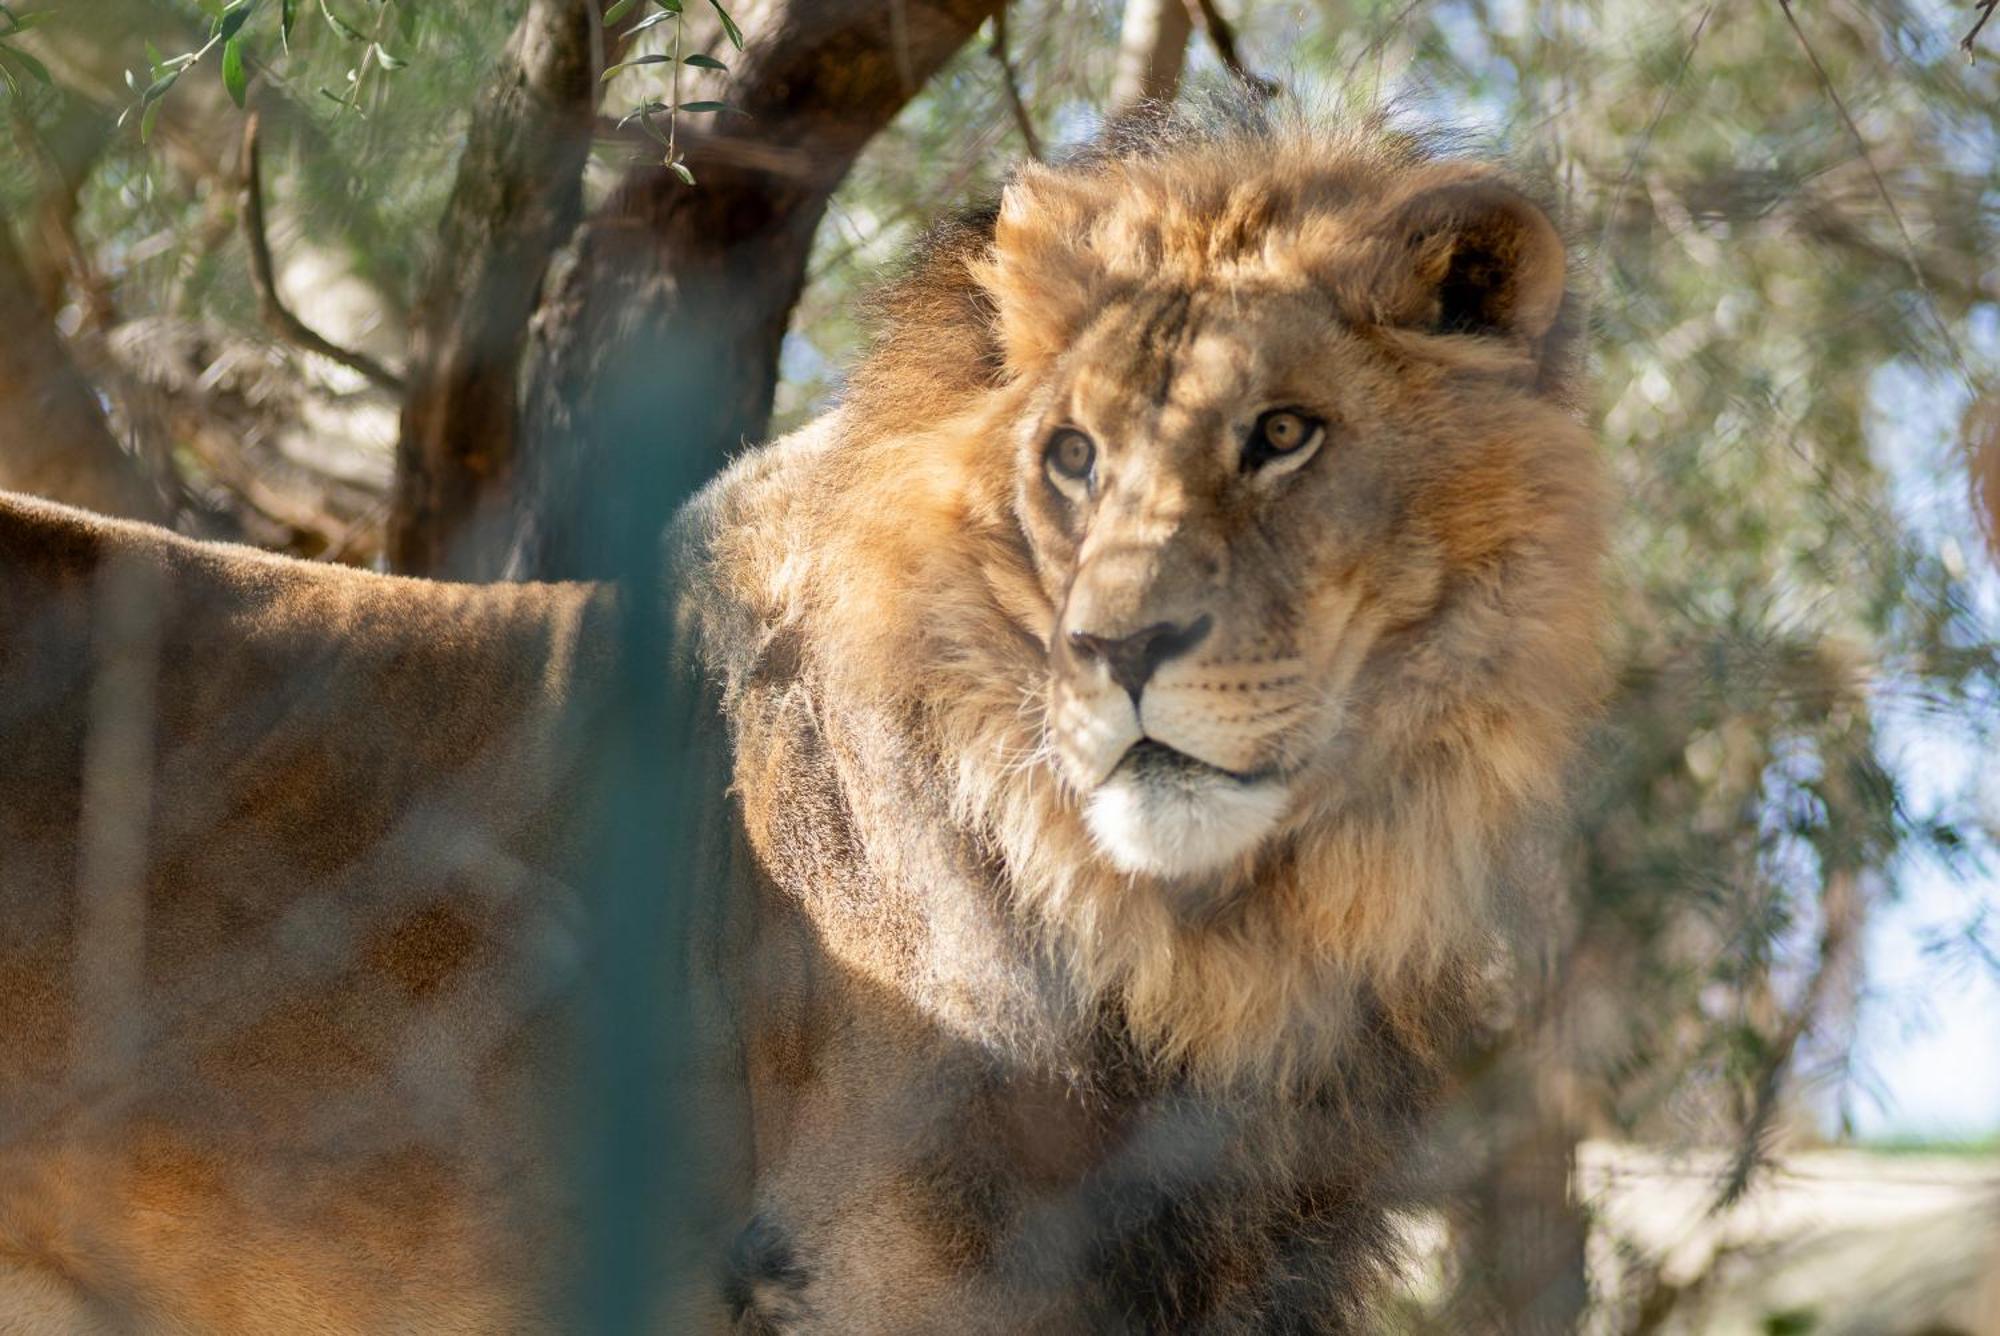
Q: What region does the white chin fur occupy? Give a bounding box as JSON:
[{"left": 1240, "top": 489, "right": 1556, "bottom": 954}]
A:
[{"left": 1084, "top": 772, "right": 1288, "bottom": 879}]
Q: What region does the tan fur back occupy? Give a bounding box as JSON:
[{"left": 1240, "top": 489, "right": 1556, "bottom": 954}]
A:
[{"left": 0, "top": 494, "right": 624, "bottom": 1330}]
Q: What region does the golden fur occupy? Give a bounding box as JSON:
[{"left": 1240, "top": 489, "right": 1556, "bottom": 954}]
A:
[
  {"left": 0, "top": 117, "right": 1608, "bottom": 1332},
  {"left": 676, "top": 116, "right": 1610, "bottom": 1329},
  {"left": 0, "top": 495, "right": 644, "bottom": 1331},
  {"left": 688, "top": 120, "right": 1605, "bottom": 1089}
]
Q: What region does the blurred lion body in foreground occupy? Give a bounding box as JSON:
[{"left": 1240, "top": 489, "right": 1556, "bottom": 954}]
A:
[{"left": 0, "top": 120, "right": 1606, "bottom": 1331}]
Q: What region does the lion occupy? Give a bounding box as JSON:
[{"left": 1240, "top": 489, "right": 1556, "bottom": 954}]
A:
[
  {"left": 679, "top": 116, "right": 1608, "bottom": 1329},
  {"left": 0, "top": 116, "right": 1605, "bottom": 1332}
]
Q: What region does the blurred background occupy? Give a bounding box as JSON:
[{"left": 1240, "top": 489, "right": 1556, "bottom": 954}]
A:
[{"left": 1, "top": 0, "right": 1997, "bottom": 1330}]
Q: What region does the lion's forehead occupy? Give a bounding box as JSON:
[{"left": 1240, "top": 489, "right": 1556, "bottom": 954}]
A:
[{"left": 1066, "top": 285, "right": 1315, "bottom": 414}]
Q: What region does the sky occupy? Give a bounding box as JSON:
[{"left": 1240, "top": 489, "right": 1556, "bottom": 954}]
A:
[{"left": 1842, "top": 345, "right": 2000, "bottom": 1142}]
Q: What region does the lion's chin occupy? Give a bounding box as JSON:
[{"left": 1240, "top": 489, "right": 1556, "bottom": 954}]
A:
[{"left": 1082, "top": 742, "right": 1289, "bottom": 882}]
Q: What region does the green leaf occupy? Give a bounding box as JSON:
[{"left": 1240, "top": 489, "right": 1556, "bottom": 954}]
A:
[
  {"left": 617, "top": 98, "right": 668, "bottom": 126},
  {"left": 318, "top": 0, "right": 367, "bottom": 42},
  {"left": 140, "top": 96, "right": 162, "bottom": 142},
  {"left": 629, "top": 9, "right": 678, "bottom": 34},
  {"left": 600, "top": 52, "right": 670, "bottom": 81},
  {"left": 0, "top": 42, "right": 51, "bottom": 86},
  {"left": 679, "top": 99, "right": 733, "bottom": 112},
  {"left": 217, "top": 1, "right": 254, "bottom": 42},
  {"left": 707, "top": 0, "right": 742, "bottom": 49},
  {"left": 669, "top": 159, "right": 695, "bottom": 185},
  {"left": 280, "top": 0, "right": 295, "bottom": 52},
  {"left": 221, "top": 36, "right": 246, "bottom": 106},
  {"left": 373, "top": 43, "right": 407, "bottom": 70},
  {"left": 602, "top": 0, "right": 642, "bottom": 22},
  {"left": 141, "top": 69, "right": 182, "bottom": 103},
  {"left": 682, "top": 52, "right": 726, "bottom": 70}
]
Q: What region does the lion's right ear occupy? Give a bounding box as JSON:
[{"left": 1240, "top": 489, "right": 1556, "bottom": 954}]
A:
[{"left": 969, "top": 166, "right": 1110, "bottom": 377}]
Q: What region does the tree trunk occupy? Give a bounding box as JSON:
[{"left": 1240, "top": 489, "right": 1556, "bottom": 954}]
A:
[
  {"left": 1469, "top": 1078, "right": 1588, "bottom": 1335},
  {"left": 387, "top": 0, "right": 600, "bottom": 578},
  {"left": 511, "top": 0, "right": 1003, "bottom": 581},
  {"left": 1109, "top": 0, "right": 1193, "bottom": 115},
  {"left": 0, "top": 215, "right": 167, "bottom": 523}
]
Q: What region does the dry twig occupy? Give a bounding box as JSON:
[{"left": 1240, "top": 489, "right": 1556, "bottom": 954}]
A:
[
  {"left": 1962, "top": 0, "right": 1999, "bottom": 57},
  {"left": 238, "top": 115, "right": 406, "bottom": 395},
  {"left": 988, "top": 9, "right": 1042, "bottom": 160},
  {"left": 1778, "top": 0, "right": 1974, "bottom": 389}
]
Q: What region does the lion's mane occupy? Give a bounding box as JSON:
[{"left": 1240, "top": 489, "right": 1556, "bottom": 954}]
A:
[{"left": 683, "top": 114, "right": 1606, "bottom": 1093}]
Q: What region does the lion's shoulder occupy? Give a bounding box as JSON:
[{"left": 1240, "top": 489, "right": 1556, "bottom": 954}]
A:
[{"left": 673, "top": 411, "right": 851, "bottom": 699}]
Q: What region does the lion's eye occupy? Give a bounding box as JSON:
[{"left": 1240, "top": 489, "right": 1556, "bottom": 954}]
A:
[
  {"left": 1243, "top": 408, "right": 1325, "bottom": 475},
  {"left": 1045, "top": 429, "right": 1097, "bottom": 491}
]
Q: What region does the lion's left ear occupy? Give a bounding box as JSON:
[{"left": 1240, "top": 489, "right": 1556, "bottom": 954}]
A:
[{"left": 1381, "top": 179, "right": 1566, "bottom": 345}]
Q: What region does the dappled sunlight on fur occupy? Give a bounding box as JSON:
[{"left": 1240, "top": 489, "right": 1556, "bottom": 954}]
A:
[{"left": 684, "top": 115, "right": 1608, "bottom": 1092}]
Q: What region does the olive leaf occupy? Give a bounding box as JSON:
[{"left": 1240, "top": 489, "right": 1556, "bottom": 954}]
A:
[
  {"left": 602, "top": 52, "right": 671, "bottom": 81},
  {"left": 708, "top": 0, "right": 742, "bottom": 50},
  {"left": 222, "top": 35, "right": 247, "bottom": 106}
]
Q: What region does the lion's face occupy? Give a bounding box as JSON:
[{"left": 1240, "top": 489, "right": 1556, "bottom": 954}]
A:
[
  {"left": 973, "top": 140, "right": 1589, "bottom": 893},
  {"left": 1019, "top": 295, "right": 1419, "bottom": 881}
]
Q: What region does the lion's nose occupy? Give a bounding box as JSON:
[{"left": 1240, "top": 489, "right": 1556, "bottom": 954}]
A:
[{"left": 1068, "top": 614, "right": 1213, "bottom": 702}]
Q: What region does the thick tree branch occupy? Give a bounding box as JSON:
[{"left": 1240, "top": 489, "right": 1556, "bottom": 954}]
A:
[
  {"left": 387, "top": 0, "right": 599, "bottom": 577},
  {"left": 239, "top": 116, "right": 407, "bottom": 396},
  {"left": 1110, "top": 0, "right": 1192, "bottom": 114},
  {"left": 514, "top": 0, "right": 1003, "bottom": 581}
]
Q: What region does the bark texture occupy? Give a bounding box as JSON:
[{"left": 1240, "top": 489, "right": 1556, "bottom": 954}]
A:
[
  {"left": 512, "top": 0, "right": 1003, "bottom": 581},
  {"left": 387, "top": 0, "right": 600, "bottom": 577},
  {"left": 0, "top": 216, "right": 167, "bottom": 523}
]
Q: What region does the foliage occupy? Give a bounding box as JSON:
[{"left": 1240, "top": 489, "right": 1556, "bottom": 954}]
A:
[
  {"left": 601, "top": 0, "right": 744, "bottom": 182},
  {"left": 0, "top": 4, "right": 53, "bottom": 97}
]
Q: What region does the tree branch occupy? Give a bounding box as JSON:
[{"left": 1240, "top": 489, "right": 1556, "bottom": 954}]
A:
[
  {"left": 1963, "top": 0, "right": 1999, "bottom": 56},
  {"left": 1111, "top": 0, "right": 1192, "bottom": 114},
  {"left": 238, "top": 116, "right": 406, "bottom": 395},
  {"left": 1183, "top": 0, "right": 1276, "bottom": 96},
  {"left": 989, "top": 9, "right": 1042, "bottom": 160},
  {"left": 386, "top": 0, "right": 599, "bottom": 577},
  {"left": 514, "top": 0, "right": 1004, "bottom": 581},
  {"left": 0, "top": 213, "right": 168, "bottom": 522}
]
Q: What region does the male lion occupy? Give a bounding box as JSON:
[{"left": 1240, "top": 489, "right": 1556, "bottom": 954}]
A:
[
  {"left": 681, "top": 117, "right": 1606, "bottom": 1330},
  {"left": 0, "top": 118, "right": 1605, "bottom": 1331}
]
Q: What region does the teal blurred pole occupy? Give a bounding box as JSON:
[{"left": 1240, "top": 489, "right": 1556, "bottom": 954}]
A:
[{"left": 569, "top": 316, "right": 728, "bottom": 1333}]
